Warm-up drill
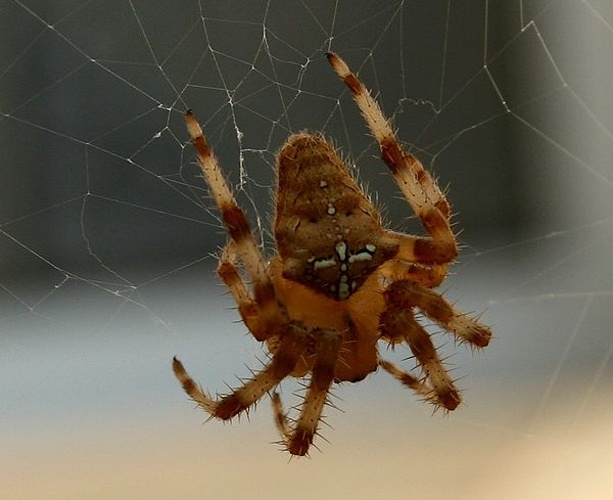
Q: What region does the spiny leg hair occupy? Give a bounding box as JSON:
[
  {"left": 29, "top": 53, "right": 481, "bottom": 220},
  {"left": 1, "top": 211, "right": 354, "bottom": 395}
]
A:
[
  {"left": 379, "top": 288, "right": 461, "bottom": 410},
  {"left": 185, "top": 110, "right": 284, "bottom": 340},
  {"left": 272, "top": 329, "right": 342, "bottom": 456},
  {"left": 327, "top": 52, "right": 457, "bottom": 264},
  {"left": 386, "top": 280, "right": 492, "bottom": 348},
  {"left": 379, "top": 279, "right": 491, "bottom": 409},
  {"left": 172, "top": 323, "right": 309, "bottom": 420}
]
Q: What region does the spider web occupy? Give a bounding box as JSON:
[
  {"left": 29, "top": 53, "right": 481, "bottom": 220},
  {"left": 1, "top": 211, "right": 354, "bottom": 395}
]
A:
[{"left": 2, "top": 1, "right": 612, "bottom": 498}]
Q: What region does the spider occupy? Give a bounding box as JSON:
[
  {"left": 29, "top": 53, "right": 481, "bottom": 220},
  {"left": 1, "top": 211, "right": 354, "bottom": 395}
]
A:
[{"left": 173, "top": 52, "right": 491, "bottom": 456}]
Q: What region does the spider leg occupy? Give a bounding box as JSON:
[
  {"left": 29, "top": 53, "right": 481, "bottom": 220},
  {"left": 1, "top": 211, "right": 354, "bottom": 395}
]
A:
[
  {"left": 185, "top": 111, "right": 285, "bottom": 340},
  {"left": 173, "top": 322, "right": 309, "bottom": 420},
  {"left": 272, "top": 329, "right": 342, "bottom": 456},
  {"left": 378, "top": 359, "right": 435, "bottom": 402},
  {"left": 386, "top": 280, "right": 491, "bottom": 348},
  {"left": 380, "top": 232, "right": 450, "bottom": 288},
  {"left": 327, "top": 53, "right": 457, "bottom": 264},
  {"left": 379, "top": 295, "right": 461, "bottom": 410},
  {"left": 384, "top": 231, "right": 455, "bottom": 273},
  {"left": 217, "top": 240, "right": 261, "bottom": 334}
]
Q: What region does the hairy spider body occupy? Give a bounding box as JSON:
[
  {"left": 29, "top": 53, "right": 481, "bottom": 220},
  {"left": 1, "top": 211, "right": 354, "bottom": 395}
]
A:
[{"left": 173, "top": 52, "right": 491, "bottom": 456}]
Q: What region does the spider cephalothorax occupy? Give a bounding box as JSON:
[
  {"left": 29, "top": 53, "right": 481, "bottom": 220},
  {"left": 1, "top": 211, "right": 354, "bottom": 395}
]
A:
[{"left": 173, "top": 52, "right": 491, "bottom": 456}]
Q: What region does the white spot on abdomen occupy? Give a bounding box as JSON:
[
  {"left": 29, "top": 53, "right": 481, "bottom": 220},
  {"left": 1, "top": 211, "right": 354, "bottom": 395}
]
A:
[
  {"left": 335, "top": 241, "right": 347, "bottom": 261},
  {"left": 313, "top": 257, "right": 337, "bottom": 270},
  {"left": 348, "top": 251, "right": 372, "bottom": 263}
]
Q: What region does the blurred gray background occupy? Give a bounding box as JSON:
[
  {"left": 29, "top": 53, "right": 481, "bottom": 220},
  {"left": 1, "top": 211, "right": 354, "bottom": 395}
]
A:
[{"left": 2, "top": 1, "right": 612, "bottom": 499}]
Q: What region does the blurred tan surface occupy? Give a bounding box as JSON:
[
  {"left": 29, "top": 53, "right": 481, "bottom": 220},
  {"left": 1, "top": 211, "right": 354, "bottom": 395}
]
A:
[{"left": 3, "top": 390, "right": 612, "bottom": 500}]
